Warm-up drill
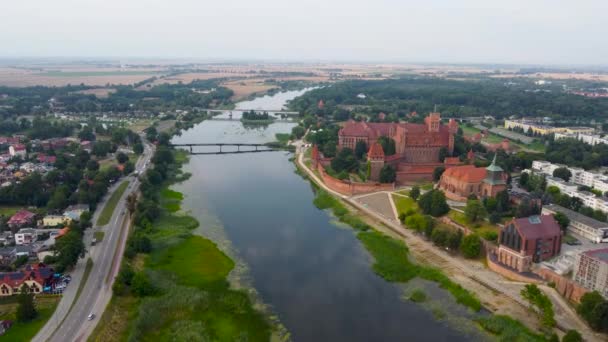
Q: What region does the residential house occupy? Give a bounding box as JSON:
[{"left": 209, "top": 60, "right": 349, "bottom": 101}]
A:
[
  {"left": 573, "top": 248, "right": 608, "bottom": 299},
  {"left": 0, "top": 245, "right": 34, "bottom": 265},
  {"left": 497, "top": 215, "right": 562, "bottom": 272},
  {"left": 63, "top": 204, "right": 89, "bottom": 221},
  {"left": 8, "top": 144, "right": 26, "bottom": 158},
  {"left": 0, "top": 264, "right": 55, "bottom": 296},
  {"left": 37, "top": 154, "right": 57, "bottom": 165},
  {"left": 42, "top": 215, "right": 70, "bottom": 227},
  {"left": 14, "top": 228, "right": 37, "bottom": 246},
  {"left": 7, "top": 210, "right": 36, "bottom": 229},
  {"left": 80, "top": 140, "right": 92, "bottom": 152}
]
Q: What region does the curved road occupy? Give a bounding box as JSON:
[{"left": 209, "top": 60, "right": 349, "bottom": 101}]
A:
[{"left": 33, "top": 139, "right": 154, "bottom": 342}]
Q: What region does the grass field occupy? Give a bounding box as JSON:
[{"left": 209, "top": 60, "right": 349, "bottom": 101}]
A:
[
  {"left": 160, "top": 188, "right": 184, "bottom": 213},
  {"left": 97, "top": 181, "right": 129, "bottom": 226},
  {"left": 94, "top": 231, "right": 105, "bottom": 242},
  {"left": 391, "top": 194, "right": 418, "bottom": 215},
  {"left": 42, "top": 71, "right": 157, "bottom": 77},
  {"left": 0, "top": 296, "right": 60, "bottom": 341},
  {"left": 448, "top": 210, "right": 499, "bottom": 239},
  {"left": 0, "top": 206, "right": 23, "bottom": 217}
]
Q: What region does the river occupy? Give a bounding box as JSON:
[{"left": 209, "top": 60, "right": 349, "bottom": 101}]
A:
[{"left": 171, "top": 89, "right": 483, "bottom": 341}]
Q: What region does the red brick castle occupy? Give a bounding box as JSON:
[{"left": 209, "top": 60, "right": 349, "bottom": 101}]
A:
[{"left": 338, "top": 112, "right": 460, "bottom": 183}]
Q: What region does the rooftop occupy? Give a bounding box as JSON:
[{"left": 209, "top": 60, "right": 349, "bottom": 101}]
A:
[
  {"left": 511, "top": 214, "right": 561, "bottom": 240},
  {"left": 542, "top": 204, "right": 608, "bottom": 230},
  {"left": 584, "top": 248, "right": 608, "bottom": 263}
]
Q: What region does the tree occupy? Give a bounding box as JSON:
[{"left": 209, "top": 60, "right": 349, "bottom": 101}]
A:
[
  {"left": 331, "top": 148, "right": 358, "bottom": 173},
  {"left": 460, "top": 234, "right": 482, "bottom": 258},
  {"left": 578, "top": 291, "right": 608, "bottom": 332},
  {"left": 354, "top": 140, "right": 368, "bottom": 160},
  {"left": 418, "top": 190, "right": 450, "bottom": 217},
  {"left": 465, "top": 199, "right": 487, "bottom": 223},
  {"left": 379, "top": 165, "right": 396, "bottom": 183},
  {"left": 133, "top": 143, "right": 144, "bottom": 155},
  {"left": 553, "top": 212, "right": 570, "bottom": 233},
  {"left": 438, "top": 147, "right": 448, "bottom": 162},
  {"left": 131, "top": 272, "right": 154, "bottom": 297},
  {"left": 409, "top": 186, "right": 420, "bottom": 201},
  {"left": 562, "top": 330, "right": 583, "bottom": 342},
  {"left": 377, "top": 136, "right": 396, "bottom": 156},
  {"left": 16, "top": 285, "right": 37, "bottom": 322},
  {"left": 519, "top": 172, "right": 529, "bottom": 188},
  {"left": 78, "top": 126, "right": 95, "bottom": 141},
  {"left": 431, "top": 227, "right": 449, "bottom": 247},
  {"left": 54, "top": 231, "right": 85, "bottom": 272},
  {"left": 126, "top": 193, "right": 138, "bottom": 216},
  {"left": 291, "top": 126, "right": 306, "bottom": 139},
  {"left": 116, "top": 152, "right": 129, "bottom": 164},
  {"left": 553, "top": 167, "right": 572, "bottom": 182},
  {"left": 86, "top": 159, "right": 99, "bottom": 171},
  {"left": 433, "top": 166, "right": 445, "bottom": 181},
  {"left": 446, "top": 230, "right": 463, "bottom": 250}
]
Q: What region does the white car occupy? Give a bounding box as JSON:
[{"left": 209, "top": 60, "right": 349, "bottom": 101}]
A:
[{"left": 87, "top": 313, "right": 95, "bottom": 321}]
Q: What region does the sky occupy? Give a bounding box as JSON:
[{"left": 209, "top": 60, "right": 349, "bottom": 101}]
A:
[{"left": 1, "top": 0, "right": 606, "bottom": 65}]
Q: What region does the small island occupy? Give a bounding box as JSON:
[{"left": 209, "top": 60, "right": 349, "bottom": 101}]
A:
[{"left": 240, "top": 110, "right": 276, "bottom": 124}]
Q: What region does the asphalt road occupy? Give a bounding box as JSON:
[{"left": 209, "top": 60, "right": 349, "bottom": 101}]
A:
[{"left": 33, "top": 138, "right": 154, "bottom": 342}]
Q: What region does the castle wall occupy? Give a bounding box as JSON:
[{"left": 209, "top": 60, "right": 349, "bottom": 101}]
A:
[
  {"left": 403, "top": 147, "right": 440, "bottom": 163},
  {"left": 317, "top": 164, "right": 395, "bottom": 195}
]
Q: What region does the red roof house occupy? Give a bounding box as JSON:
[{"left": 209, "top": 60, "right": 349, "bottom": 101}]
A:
[{"left": 7, "top": 210, "right": 36, "bottom": 229}]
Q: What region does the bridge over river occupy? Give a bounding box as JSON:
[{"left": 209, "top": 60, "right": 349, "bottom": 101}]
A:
[{"left": 171, "top": 142, "right": 281, "bottom": 155}]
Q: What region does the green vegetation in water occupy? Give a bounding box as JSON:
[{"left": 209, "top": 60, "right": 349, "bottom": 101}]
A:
[
  {"left": 358, "top": 230, "right": 481, "bottom": 312},
  {"left": 94, "top": 146, "right": 273, "bottom": 342},
  {"left": 476, "top": 315, "right": 547, "bottom": 341},
  {"left": 313, "top": 190, "right": 372, "bottom": 231},
  {"left": 312, "top": 189, "right": 481, "bottom": 312},
  {"left": 409, "top": 289, "right": 427, "bottom": 303},
  {"left": 0, "top": 297, "right": 60, "bottom": 342},
  {"left": 275, "top": 133, "right": 291, "bottom": 145},
  {"left": 160, "top": 187, "right": 184, "bottom": 213},
  {"left": 97, "top": 181, "right": 129, "bottom": 226}
]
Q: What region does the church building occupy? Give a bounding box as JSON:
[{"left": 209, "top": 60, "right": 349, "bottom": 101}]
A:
[{"left": 438, "top": 155, "right": 507, "bottom": 201}]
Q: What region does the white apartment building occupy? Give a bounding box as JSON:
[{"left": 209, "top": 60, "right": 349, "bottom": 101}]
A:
[
  {"left": 14, "top": 228, "right": 36, "bottom": 245},
  {"left": 555, "top": 132, "right": 608, "bottom": 146},
  {"left": 571, "top": 167, "right": 596, "bottom": 187},
  {"left": 543, "top": 204, "right": 608, "bottom": 243},
  {"left": 573, "top": 248, "right": 608, "bottom": 299}
]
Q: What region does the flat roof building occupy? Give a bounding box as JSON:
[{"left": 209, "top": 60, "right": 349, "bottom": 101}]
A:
[
  {"left": 542, "top": 204, "right": 608, "bottom": 243},
  {"left": 573, "top": 248, "right": 608, "bottom": 299}
]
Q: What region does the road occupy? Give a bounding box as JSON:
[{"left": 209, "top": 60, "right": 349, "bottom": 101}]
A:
[{"left": 33, "top": 138, "right": 154, "bottom": 342}]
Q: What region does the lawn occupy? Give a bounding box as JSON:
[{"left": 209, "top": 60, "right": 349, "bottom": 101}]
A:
[
  {"left": 0, "top": 295, "right": 60, "bottom": 341},
  {"left": 448, "top": 210, "right": 499, "bottom": 238},
  {"left": 97, "top": 181, "right": 129, "bottom": 226},
  {"left": 461, "top": 125, "right": 481, "bottom": 136},
  {"left": 391, "top": 194, "right": 418, "bottom": 215},
  {"left": 94, "top": 231, "right": 105, "bottom": 242},
  {"left": 0, "top": 206, "right": 22, "bottom": 217}
]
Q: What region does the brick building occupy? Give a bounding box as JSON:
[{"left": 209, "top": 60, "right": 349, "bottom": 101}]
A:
[
  {"left": 573, "top": 248, "right": 608, "bottom": 298},
  {"left": 337, "top": 112, "right": 458, "bottom": 183},
  {"left": 497, "top": 215, "right": 562, "bottom": 272},
  {"left": 438, "top": 154, "right": 507, "bottom": 201}
]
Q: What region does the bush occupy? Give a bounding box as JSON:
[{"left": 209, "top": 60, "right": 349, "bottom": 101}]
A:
[
  {"left": 460, "top": 234, "right": 482, "bottom": 258},
  {"left": 562, "top": 330, "right": 582, "bottom": 342},
  {"left": 409, "top": 289, "right": 427, "bottom": 303}
]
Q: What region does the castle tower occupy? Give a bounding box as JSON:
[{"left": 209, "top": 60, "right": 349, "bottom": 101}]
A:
[
  {"left": 448, "top": 118, "right": 458, "bottom": 155},
  {"left": 367, "top": 143, "right": 385, "bottom": 182},
  {"left": 425, "top": 112, "right": 441, "bottom": 133}
]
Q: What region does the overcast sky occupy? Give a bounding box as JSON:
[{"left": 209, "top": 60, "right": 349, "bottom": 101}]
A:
[{"left": 1, "top": 0, "right": 606, "bottom": 65}]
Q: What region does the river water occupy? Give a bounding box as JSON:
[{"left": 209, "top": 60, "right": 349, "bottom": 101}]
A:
[{"left": 171, "top": 90, "right": 482, "bottom": 341}]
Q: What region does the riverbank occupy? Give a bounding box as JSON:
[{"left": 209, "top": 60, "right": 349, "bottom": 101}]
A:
[
  {"left": 294, "top": 148, "right": 560, "bottom": 340},
  {"left": 89, "top": 145, "right": 276, "bottom": 341}
]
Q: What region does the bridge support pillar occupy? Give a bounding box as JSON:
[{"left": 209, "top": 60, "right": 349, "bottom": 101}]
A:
[{"left": 189, "top": 146, "right": 192, "bottom": 153}]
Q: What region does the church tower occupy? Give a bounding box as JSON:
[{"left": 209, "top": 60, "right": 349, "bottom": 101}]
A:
[{"left": 425, "top": 112, "right": 441, "bottom": 133}]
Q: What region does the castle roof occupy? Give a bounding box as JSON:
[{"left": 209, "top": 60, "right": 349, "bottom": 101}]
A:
[
  {"left": 368, "top": 143, "right": 385, "bottom": 158},
  {"left": 441, "top": 165, "right": 487, "bottom": 183}
]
